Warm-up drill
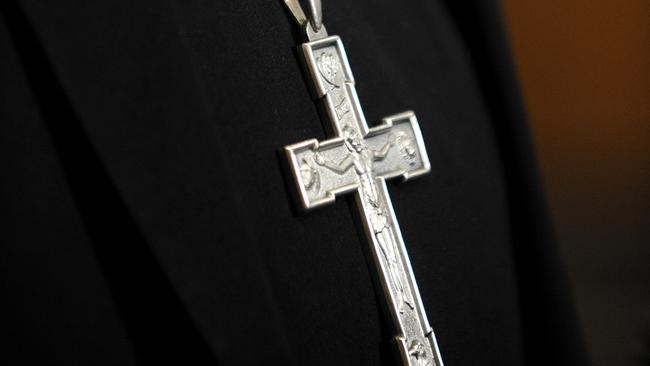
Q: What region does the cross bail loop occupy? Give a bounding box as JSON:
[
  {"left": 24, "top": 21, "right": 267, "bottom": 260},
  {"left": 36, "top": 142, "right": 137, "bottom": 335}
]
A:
[
  {"left": 306, "top": 0, "right": 323, "bottom": 31},
  {"left": 283, "top": 0, "right": 328, "bottom": 40}
]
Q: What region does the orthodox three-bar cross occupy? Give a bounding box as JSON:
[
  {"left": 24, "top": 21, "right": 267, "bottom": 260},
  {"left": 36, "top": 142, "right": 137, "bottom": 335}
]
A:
[{"left": 282, "top": 1, "right": 444, "bottom": 365}]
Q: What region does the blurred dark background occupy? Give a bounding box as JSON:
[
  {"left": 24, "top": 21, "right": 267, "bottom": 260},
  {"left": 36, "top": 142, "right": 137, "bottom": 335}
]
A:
[{"left": 501, "top": 1, "right": 650, "bottom": 365}]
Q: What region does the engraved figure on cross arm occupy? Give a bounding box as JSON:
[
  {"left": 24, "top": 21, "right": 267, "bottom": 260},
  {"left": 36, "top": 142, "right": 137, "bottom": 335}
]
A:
[
  {"left": 396, "top": 133, "right": 418, "bottom": 166},
  {"left": 299, "top": 157, "right": 320, "bottom": 192},
  {"left": 313, "top": 125, "right": 415, "bottom": 313}
]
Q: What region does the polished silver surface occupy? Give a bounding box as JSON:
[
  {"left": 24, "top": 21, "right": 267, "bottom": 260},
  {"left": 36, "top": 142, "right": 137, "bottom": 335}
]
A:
[
  {"left": 283, "top": 0, "right": 328, "bottom": 40},
  {"left": 283, "top": 0, "right": 307, "bottom": 26},
  {"left": 307, "top": 0, "right": 323, "bottom": 31},
  {"left": 284, "top": 36, "right": 444, "bottom": 366}
]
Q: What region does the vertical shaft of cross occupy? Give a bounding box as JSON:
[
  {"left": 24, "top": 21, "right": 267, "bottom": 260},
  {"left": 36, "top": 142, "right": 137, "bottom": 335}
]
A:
[
  {"left": 354, "top": 177, "right": 441, "bottom": 366},
  {"left": 284, "top": 35, "right": 444, "bottom": 366}
]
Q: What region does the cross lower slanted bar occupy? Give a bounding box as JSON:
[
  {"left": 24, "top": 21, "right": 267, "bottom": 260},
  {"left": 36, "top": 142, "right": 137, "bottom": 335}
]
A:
[{"left": 284, "top": 35, "right": 444, "bottom": 366}]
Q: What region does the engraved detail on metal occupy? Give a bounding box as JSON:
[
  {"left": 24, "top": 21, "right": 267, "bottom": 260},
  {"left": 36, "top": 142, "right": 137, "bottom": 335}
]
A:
[
  {"left": 317, "top": 52, "right": 340, "bottom": 89},
  {"left": 299, "top": 157, "right": 321, "bottom": 192},
  {"left": 409, "top": 340, "right": 434, "bottom": 366},
  {"left": 283, "top": 36, "right": 444, "bottom": 366},
  {"left": 334, "top": 96, "right": 350, "bottom": 120}
]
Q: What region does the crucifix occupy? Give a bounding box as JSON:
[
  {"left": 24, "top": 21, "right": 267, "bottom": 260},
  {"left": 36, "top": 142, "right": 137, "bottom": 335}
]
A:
[{"left": 282, "top": 1, "right": 444, "bottom": 365}]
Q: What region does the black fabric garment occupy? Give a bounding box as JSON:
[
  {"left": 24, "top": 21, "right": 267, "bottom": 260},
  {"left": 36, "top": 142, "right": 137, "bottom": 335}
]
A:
[{"left": 0, "top": 1, "right": 588, "bottom": 365}]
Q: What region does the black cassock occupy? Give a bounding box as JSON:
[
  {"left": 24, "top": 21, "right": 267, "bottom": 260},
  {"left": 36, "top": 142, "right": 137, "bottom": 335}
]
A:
[{"left": 0, "top": 1, "right": 589, "bottom": 365}]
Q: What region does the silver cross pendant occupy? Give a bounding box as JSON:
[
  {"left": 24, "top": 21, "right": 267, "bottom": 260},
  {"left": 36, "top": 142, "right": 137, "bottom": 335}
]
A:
[{"left": 282, "top": 2, "right": 444, "bottom": 365}]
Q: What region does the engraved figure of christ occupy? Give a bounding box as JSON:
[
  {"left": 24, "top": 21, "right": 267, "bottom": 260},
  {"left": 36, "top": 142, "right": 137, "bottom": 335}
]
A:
[{"left": 313, "top": 125, "right": 415, "bottom": 313}]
